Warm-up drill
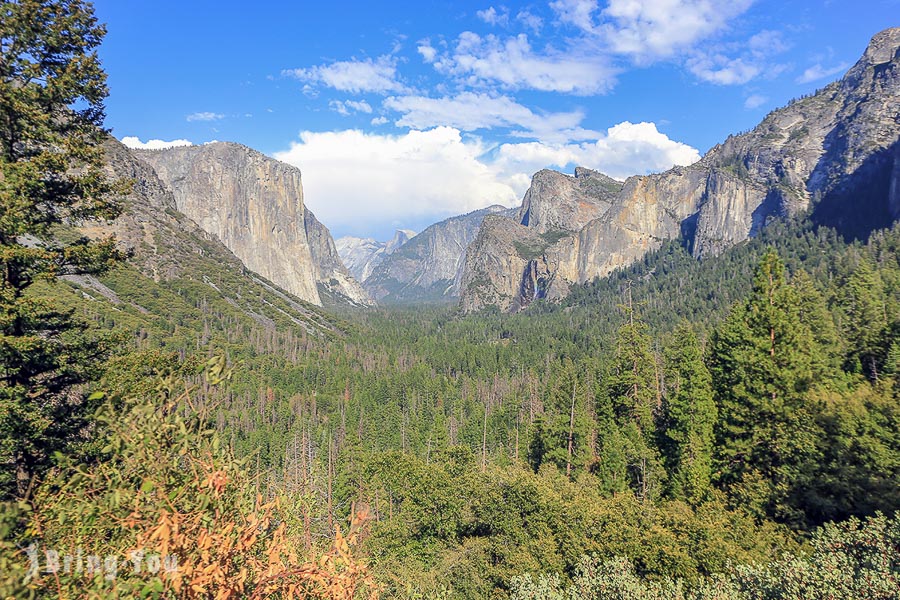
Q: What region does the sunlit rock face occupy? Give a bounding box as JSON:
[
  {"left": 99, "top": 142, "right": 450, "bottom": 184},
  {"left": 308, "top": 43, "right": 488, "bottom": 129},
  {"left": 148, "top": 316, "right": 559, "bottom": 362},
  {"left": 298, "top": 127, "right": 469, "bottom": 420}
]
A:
[
  {"left": 460, "top": 28, "right": 900, "bottom": 313},
  {"left": 135, "top": 142, "right": 371, "bottom": 307}
]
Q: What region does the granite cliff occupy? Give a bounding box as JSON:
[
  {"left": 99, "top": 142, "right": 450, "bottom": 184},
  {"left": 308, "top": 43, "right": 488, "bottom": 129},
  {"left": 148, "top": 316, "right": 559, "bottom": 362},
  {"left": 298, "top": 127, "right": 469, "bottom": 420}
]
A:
[
  {"left": 461, "top": 27, "right": 900, "bottom": 313},
  {"left": 365, "top": 205, "right": 515, "bottom": 303},
  {"left": 135, "top": 142, "right": 371, "bottom": 307},
  {"left": 336, "top": 229, "right": 416, "bottom": 282},
  {"left": 69, "top": 138, "right": 345, "bottom": 336}
]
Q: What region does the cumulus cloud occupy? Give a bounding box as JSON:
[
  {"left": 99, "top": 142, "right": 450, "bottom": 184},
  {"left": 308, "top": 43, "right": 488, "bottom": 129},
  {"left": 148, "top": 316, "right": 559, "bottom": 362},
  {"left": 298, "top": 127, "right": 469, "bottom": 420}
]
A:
[
  {"left": 120, "top": 136, "right": 192, "bottom": 150},
  {"left": 273, "top": 127, "right": 519, "bottom": 236},
  {"left": 383, "top": 92, "right": 596, "bottom": 142},
  {"left": 435, "top": 32, "right": 618, "bottom": 95},
  {"left": 796, "top": 62, "right": 849, "bottom": 84},
  {"left": 477, "top": 6, "right": 509, "bottom": 26},
  {"left": 744, "top": 94, "right": 767, "bottom": 109},
  {"left": 516, "top": 10, "right": 543, "bottom": 32},
  {"left": 272, "top": 123, "right": 699, "bottom": 235},
  {"left": 550, "top": 0, "right": 598, "bottom": 33},
  {"left": 283, "top": 55, "right": 406, "bottom": 94},
  {"left": 595, "top": 0, "right": 754, "bottom": 62},
  {"left": 493, "top": 121, "right": 701, "bottom": 181},
  {"left": 417, "top": 41, "right": 437, "bottom": 63},
  {"left": 186, "top": 112, "right": 224, "bottom": 122},
  {"left": 329, "top": 99, "right": 374, "bottom": 116}
]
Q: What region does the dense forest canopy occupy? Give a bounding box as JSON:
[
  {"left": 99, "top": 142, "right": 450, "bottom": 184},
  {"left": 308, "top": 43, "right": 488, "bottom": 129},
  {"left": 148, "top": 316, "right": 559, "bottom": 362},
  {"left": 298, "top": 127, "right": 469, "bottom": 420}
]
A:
[{"left": 0, "top": 2, "right": 898, "bottom": 599}]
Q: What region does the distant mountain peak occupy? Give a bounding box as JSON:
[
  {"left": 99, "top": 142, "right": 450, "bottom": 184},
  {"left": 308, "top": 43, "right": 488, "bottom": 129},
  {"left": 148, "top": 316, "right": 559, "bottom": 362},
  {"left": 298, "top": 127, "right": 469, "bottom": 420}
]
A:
[{"left": 460, "top": 27, "right": 900, "bottom": 313}]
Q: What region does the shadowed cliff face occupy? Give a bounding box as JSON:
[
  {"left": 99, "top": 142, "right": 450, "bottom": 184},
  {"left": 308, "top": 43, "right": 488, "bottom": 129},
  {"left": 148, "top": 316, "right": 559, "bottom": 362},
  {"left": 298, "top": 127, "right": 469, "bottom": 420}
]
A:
[
  {"left": 460, "top": 27, "right": 900, "bottom": 313},
  {"left": 336, "top": 229, "right": 416, "bottom": 283},
  {"left": 134, "top": 142, "right": 371, "bottom": 307},
  {"left": 364, "top": 205, "right": 515, "bottom": 303}
]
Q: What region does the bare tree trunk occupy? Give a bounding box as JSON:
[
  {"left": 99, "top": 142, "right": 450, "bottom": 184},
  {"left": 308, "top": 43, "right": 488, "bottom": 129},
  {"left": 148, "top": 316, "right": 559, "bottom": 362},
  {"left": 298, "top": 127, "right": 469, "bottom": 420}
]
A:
[
  {"left": 515, "top": 413, "right": 520, "bottom": 462},
  {"left": 566, "top": 381, "right": 577, "bottom": 477},
  {"left": 327, "top": 434, "right": 334, "bottom": 531},
  {"left": 481, "top": 404, "right": 488, "bottom": 473}
]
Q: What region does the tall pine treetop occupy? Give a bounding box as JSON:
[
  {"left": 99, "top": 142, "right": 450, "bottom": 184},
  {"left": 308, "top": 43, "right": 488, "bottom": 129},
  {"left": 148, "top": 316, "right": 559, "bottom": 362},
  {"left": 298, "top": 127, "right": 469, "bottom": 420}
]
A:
[{"left": 0, "top": 0, "right": 125, "bottom": 499}]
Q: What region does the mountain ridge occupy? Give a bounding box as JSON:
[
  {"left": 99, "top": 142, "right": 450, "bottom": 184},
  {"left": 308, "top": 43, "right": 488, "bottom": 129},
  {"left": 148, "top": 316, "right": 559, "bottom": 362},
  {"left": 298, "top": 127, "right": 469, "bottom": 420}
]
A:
[
  {"left": 459, "top": 27, "right": 900, "bottom": 313},
  {"left": 336, "top": 229, "right": 417, "bottom": 282},
  {"left": 133, "top": 142, "right": 372, "bottom": 307},
  {"left": 364, "top": 205, "right": 515, "bottom": 303}
]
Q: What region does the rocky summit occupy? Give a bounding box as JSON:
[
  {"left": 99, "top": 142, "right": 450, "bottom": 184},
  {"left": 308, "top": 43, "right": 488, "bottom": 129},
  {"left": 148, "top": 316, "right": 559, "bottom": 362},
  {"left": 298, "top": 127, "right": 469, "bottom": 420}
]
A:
[
  {"left": 364, "top": 205, "right": 515, "bottom": 303},
  {"left": 134, "top": 142, "right": 372, "bottom": 307},
  {"left": 336, "top": 229, "right": 417, "bottom": 283},
  {"left": 460, "top": 27, "right": 900, "bottom": 313}
]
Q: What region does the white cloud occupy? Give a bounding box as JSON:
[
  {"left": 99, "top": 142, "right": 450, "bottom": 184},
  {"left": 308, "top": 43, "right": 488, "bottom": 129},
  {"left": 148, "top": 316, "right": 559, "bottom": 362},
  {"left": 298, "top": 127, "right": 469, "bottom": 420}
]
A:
[
  {"left": 744, "top": 94, "right": 767, "bottom": 109},
  {"left": 686, "top": 54, "right": 761, "bottom": 85},
  {"left": 120, "top": 136, "right": 193, "bottom": 150},
  {"left": 686, "top": 30, "right": 788, "bottom": 86},
  {"left": 550, "top": 0, "right": 598, "bottom": 32},
  {"left": 383, "top": 92, "right": 596, "bottom": 142},
  {"left": 282, "top": 55, "right": 406, "bottom": 94},
  {"left": 748, "top": 30, "right": 789, "bottom": 55},
  {"left": 548, "top": 0, "right": 755, "bottom": 62},
  {"left": 436, "top": 32, "right": 617, "bottom": 95},
  {"left": 596, "top": 0, "right": 755, "bottom": 62},
  {"left": 273, "top": 128, "right": 520, "bottom": 234},
  {"left": 273, "top": 123, "right": 699, "bottom": 234},
  {"left": 186, "top": 111, "right": 224, "bottom": 122},
  {"left": 796, "top": 62, "right": 848, "bottom": 84},
  {"left": 371, "top": 116, "right": 389, "bottom": 125},
  {"left": 417, "top": 41, "right": 437, "bottom": 63},
  {"left": 477, "top": 6, "right": 509, "bottom": 26},
  {"left": 516, "top": 10, "right": 543, "bottom": 32},
  {"left": 493, "top": 121, "right": 701, "bottom": 181},
  {"left": 329, "top": 99, "right": 374, "bottom": 116}
]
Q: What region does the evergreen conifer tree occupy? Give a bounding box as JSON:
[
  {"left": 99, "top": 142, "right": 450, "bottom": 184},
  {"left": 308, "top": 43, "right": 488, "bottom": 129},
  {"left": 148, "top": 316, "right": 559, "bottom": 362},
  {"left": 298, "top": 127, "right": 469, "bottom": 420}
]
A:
[
  {"left": 0, "top": 0, "right": 125, "bottom": 498},
  {"left": 710, "top": 250, "right": 823, "bottom": 523},
  {"left": 661, "top": 325, "right": 716, "bottom": 504}
]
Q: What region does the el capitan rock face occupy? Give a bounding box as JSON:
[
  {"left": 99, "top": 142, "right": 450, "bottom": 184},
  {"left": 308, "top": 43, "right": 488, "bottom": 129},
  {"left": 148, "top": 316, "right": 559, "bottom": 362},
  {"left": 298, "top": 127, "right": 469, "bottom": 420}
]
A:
[
  {"left": 134, "top": 142, "right": 371, "bottom": 307},
  {"left": 75, "top": 138, "right": 344, "bottom": 337},
  {"left": 460, "top": 27, "right": 900, "bottom": 312}
]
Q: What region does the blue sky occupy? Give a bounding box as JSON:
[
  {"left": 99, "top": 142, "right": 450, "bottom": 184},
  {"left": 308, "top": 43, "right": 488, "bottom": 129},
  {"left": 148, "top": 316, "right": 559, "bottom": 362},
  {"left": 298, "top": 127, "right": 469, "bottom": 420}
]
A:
[{"left": 93, "top": 0, "right": 897, "bottom": 240}]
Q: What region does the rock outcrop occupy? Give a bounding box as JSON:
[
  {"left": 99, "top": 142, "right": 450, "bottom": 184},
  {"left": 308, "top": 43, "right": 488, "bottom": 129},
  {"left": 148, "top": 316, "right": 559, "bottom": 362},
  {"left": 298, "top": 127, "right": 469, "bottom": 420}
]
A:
[
  {"left": 459, "top": 168, "right": 621, "bottom": 312},
  {"left": 76, "top": 138, "right": 344, "bottom": 336},
  {"left": 336, "top": 229, "right": 416, "bottom": 282},
  {"left": 518, "top": 167, "right": 621, "bottom": 233},
  {"left": 460, "top": 27, "right": 900, "bottom": 312},
  {"left": 303, "top": 209, "right": 372, "bottom": 305},
  {"left": 365, "top": 206, "right": 514, "bottom": 303},
  {"left": 134, "top": 142, "right": 371, "bottom": 307}
]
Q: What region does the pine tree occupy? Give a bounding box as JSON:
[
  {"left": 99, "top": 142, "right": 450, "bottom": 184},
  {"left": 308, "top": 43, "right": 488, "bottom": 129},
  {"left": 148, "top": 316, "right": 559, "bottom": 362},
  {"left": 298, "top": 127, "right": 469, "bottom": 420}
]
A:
[
  {"left": 607, "top": 293, "right": 658, "bottom": 436},
  {"left": 0, "top": 0, "right": 125, "bottom": 499},
  {"left": 710, "top": 250, "right": 823, "bottom": 523},
  {"left": 526, "top": 360, "right": 589, "bottom": 477},
  {"left": 661, "top": 325, "right": 716, "bottom": 504},
  {"left": 604, "top": 292, "right": 665, "bottom": 500},
  {"left": 842, "top": 259, "right": 887, "bottom": 381}
]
